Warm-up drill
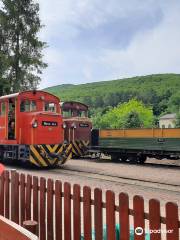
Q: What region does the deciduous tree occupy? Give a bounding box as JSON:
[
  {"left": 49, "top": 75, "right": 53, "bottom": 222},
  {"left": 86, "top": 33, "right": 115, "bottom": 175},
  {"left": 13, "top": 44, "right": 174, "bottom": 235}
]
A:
[
  {"left": 98, "top": 99, "right": 154, "bottom": 129},
  {"left": 175, "top": 112, "right": 180, "bottom": 128}
]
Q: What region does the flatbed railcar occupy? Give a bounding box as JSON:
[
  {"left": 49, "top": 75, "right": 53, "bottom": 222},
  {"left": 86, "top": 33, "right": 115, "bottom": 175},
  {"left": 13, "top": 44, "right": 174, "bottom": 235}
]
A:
[
  {"left": 61, "top": 101, "right": 92, "bottom": 157},
  {"left": 0, "top": 90, "right": 72, "bottom": 167},
  {"left": 90, "top": 128, "right": 180, "bottom": 163}
]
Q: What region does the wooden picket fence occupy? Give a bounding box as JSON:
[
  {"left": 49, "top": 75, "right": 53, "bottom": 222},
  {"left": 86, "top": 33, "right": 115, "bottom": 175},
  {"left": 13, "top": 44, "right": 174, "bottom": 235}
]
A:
[
  {"left": 0, "top": 170, "right": 179, "bottom": 240},
  {"left": 0, "top": 215, "right": 38, "bottom": 240}
]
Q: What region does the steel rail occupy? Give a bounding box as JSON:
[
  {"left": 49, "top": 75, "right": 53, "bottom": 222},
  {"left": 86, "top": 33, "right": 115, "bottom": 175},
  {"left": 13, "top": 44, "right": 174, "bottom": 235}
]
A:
[{"left": 53, "top": 167, "right": 180, "bottom": 193}]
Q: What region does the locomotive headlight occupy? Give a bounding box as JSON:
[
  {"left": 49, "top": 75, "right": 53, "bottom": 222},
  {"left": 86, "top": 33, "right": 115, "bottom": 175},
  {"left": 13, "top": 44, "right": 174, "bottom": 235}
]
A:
[
  {"left": 62, "top": 123, "right": 67, "bottom": 129},
  {"left": 71, "top": 122, "right": 76, "bottom": 129},
  {"left": 32, "top": 120, "right": 38, "bottom": 128}
]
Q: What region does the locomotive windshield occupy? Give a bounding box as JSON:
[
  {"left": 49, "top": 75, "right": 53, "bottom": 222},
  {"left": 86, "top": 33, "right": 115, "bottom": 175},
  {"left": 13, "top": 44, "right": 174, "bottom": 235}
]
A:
[
  {"left": 20, "top": 100, "right": 37, "bottom": 112},
  {"left": 63, "top": 110, "right": 72, "bottom": 117},
  {"left": 77, "top": 110, "right": 87, "bottom": 117},
  {"left": 44, "top": 102, "right": 57, "bottom": 112},
  {"left": 62, "top": 109, "right": 87, "bottom": 117},
  {"left": 61, "top": 101, "right": 88, "bottom": 118}
]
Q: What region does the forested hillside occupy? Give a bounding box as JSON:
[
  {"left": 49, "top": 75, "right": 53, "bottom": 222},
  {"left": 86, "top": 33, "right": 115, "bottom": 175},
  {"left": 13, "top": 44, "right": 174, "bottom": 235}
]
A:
[{"left": 45, "top": 74, "right": 180, "bottom": 127}]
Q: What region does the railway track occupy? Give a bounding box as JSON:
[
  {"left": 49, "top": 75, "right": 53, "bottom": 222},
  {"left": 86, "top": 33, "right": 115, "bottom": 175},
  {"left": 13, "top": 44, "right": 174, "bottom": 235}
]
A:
[
  {"left": 83, "top": 155, "right": 180, "bottom": 167},
  {"left": 5, "top": 158, "right": 180, "bottom": 194},
  {"left": 53, "top": 166, "right": 180, "bottom": 193}
]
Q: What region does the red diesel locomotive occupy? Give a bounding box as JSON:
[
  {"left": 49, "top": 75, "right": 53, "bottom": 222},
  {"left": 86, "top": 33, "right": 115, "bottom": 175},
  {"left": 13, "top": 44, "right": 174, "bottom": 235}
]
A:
[
  {"left": 0, "top": 90, "right": 72, "bottom": 167},
  {"left": 61, "top": 101, "right": 92, "bottom": 157}
]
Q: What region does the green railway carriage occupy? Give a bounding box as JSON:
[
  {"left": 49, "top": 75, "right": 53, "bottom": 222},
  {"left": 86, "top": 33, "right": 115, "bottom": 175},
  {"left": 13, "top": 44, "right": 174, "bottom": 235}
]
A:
[{"left": 91, "top": 128, "right": 180, "bottom": 163}]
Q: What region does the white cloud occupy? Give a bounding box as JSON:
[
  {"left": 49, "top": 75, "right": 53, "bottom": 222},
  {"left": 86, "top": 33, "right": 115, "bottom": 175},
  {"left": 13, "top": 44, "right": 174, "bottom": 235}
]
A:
[
  {"left": 96, "top": 2, "right": 180, "bottom": 79},
  {"left": 44, "top": 48, "right": 64, "bottom": 65},
  {"left": 37, "top": 0, "right": 180, "bottom": 88},
  {"left": 38, "top": 0, "right": 161, "bottom": 40}
]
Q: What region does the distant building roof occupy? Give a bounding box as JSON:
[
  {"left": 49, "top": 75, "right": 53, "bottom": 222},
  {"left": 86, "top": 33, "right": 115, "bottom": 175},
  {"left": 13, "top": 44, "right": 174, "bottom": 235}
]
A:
[{"left": 160, "top": 113, "right": 176, "bottom": 120}]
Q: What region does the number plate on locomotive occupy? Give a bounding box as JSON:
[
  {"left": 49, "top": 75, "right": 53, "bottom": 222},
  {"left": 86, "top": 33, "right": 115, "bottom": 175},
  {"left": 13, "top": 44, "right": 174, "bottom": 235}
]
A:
[
  {"left": 79, "top": 123, "right": 89, "bottom": 127},
  {"left": 42, "top": 121, "right": 58, "bottom": 126}
]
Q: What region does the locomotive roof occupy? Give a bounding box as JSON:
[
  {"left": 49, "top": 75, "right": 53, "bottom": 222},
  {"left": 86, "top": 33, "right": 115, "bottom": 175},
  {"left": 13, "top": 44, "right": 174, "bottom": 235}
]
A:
[
  {"left": 0, "top": 93, "right": 19, "bottom": 100},
  {"left": 0, "top": 90, "right": 60, "bottom": 101},
  {"left": 60, "top": 101, "right": 88, "bottom": 110}
]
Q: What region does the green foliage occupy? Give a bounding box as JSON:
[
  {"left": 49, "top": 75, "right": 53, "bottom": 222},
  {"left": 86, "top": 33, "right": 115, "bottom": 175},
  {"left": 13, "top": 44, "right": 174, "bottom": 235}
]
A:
[
  {"left": 0, "top": 0, "right": 47, "bottom": 94},
  {"left": 168, "top": 91, "right": 180, "bottom": 113},
  {"left": 175, "top": 112, "right": 180, "bottom": 128},
  {"left": 123, "top": 111, "right": 143, "bottom": 128},
  {"left": 97, "top": 99, "right": 154, "bottom": 129},
  {"left": 0, "top": 52, "right": 10, "bottom": 95},
  {"left": 90, "top": 109, "right": 103, "bottom": 129}
]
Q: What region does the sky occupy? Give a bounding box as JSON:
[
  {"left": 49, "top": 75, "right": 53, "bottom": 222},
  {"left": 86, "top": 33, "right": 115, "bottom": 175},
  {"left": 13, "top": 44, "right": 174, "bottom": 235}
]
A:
[{"left": 38, "top": 0, "right": 180, "bottom": 88}]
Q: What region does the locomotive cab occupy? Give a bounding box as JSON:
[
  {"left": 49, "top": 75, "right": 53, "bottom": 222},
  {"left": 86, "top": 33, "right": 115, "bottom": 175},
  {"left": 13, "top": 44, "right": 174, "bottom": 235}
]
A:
[
  {"left": 0, "top": 91, "right": 63, "bottom": 145},
  {"left": 0, "top": 93, "right": 18, "bottom": 144},
  {"left": 61, "top": 101, "right": 92, "bottom": 142}
]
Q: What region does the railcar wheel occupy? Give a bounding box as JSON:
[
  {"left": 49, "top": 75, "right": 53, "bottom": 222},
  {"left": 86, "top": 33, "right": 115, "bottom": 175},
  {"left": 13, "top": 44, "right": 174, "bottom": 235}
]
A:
[
  {"left": 120, "top": 156, "right": 128, "bottom": 162},
  {"left": 111, "top": 154, "right": 120, "bottom": 162},
  {"left": 128, "top": 156, "right": 137, "bottom": 164},
  {"left": 111, "top": 154, "right": 128, "bottom": 163},
  {"left": 136, "top": 155, "right": 146, "bottom": 164}
]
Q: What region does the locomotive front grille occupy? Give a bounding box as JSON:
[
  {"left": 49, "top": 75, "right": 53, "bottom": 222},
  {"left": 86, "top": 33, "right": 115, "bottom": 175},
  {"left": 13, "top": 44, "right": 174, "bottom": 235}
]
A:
[{"left": 29, "top": 143, "right": 72, "bottom": 167}]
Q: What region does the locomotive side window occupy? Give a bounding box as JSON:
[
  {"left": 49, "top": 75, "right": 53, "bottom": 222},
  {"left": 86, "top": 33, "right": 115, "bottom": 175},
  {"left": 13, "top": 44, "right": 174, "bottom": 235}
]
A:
[
  {"left": 44, "top": 102, "right": 56, "bottom": 112},
  {"left": 0, "top": 102, "right": 6, "bottom": 116}
]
